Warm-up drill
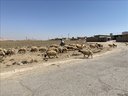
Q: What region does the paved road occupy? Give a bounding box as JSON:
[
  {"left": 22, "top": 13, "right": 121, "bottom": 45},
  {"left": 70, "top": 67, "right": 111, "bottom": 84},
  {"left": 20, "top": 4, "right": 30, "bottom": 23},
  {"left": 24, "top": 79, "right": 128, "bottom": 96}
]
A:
[{"left": 1, "top": 45, "right": 128, "bottom": 96}]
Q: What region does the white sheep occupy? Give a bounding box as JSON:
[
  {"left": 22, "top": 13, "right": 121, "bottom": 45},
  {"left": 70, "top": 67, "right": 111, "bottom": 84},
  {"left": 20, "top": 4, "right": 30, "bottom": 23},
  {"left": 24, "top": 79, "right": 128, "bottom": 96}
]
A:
[
  {"left": 30, "top": 46, "right": 38, "bottom": 52},
  {"left": 44, "top": 50, "right": 58, "bottom": 59},
  {"left": 47, "top": 47, "right": 59, "bottom": 53},
  {"left": 78, "top": 49, "right": 93, "bottom": 58},
  {"left": 0, "top": 51, "right": 5, "bottom": 57},
  {"left": 18, "top": 48, "right": 26, "bottom": 54},
  {"left": 39, "top": 47, "right": 47, "bottom": 52},
  {"left": 6, "top": 48, "right": 15, "bottom": 56},
  {"left": 49, "top": 44, "right": 59, "bottom": 48}
]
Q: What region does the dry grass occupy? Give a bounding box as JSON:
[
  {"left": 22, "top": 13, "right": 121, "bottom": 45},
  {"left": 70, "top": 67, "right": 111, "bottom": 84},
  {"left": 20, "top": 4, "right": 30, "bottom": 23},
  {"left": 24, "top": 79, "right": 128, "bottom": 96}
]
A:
[
  {"left": 0, "top": 40, "right": 114, "bottom": 72},
  {"left": 0, "top": 40, "right": 86, "bottom": 49}
]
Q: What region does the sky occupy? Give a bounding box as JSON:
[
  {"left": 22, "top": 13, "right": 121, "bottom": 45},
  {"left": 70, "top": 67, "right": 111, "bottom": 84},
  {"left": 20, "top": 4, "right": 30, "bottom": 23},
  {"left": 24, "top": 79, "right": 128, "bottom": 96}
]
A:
[{"left": 1, "top": 0, "right": 128, "bottom": 40}]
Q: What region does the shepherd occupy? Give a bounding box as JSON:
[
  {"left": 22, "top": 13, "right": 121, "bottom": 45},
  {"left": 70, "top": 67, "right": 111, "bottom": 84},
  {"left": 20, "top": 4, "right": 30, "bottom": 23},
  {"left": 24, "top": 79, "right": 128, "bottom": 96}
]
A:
[{"left": 60, "top": 39, "right": 65, "bottom": 46}]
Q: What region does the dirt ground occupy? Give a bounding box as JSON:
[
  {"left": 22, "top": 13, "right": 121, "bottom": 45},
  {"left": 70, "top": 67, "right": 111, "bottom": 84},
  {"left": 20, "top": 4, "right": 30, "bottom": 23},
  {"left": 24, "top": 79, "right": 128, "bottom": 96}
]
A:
[
  {"left": 1, "top": 41, "right": 128, "bottom": 96},
  {"left": 0, "top": 40, "right": 125, "bottom": 73}
]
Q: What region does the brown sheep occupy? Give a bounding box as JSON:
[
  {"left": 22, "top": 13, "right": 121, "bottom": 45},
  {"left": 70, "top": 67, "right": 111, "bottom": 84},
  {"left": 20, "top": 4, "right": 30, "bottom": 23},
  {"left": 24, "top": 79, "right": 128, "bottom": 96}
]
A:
[
  {"left": 18, "top": 48, "right": 26, "bottom": 54},
  {"left": 44, "top": 50, "right": 58, "bottom": 58},
  {"left": 78, "top": 49, "right": 93, "bottom": 58},
  {"left": 30, "top": 47, "right": 38, "bottom": 52}
]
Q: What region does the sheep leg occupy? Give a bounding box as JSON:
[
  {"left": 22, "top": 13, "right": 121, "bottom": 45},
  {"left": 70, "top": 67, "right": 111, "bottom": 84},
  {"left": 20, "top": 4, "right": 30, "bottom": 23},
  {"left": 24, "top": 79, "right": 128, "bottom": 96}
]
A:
[
  {"left": 48, "top": 55, "right": 51, "bottom": 59},
  {"left": 84, "top": 54, "right": 86, "bottom": 58},
  {"left": 91, "top": 55, "right": 93, "bottom": 58},
  {"left": 87, "top": 55, "right": 89, "bottom": 58}
]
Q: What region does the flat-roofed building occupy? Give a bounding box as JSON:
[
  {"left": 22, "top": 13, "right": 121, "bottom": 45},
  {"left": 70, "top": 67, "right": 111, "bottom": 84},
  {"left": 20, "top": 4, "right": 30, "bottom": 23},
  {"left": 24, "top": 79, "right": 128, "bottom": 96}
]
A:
[{"left": 122, "top": 31, "right": 128, "bottom": 35}]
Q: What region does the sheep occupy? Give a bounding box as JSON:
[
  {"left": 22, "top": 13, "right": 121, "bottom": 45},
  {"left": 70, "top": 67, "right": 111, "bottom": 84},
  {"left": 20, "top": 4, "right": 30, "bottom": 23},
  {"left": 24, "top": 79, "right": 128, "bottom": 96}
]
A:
[
  {"left": 78, "top": 49, "right": 93, "bottom": 58},
  {"left": 76, "top": 44, "right": 85, "bottom": 50},
  {"left": 0, "top": 48, "right": 3, "bottom": 51},
  {"left": 108, "top": 44, "right": 113, "bottom": 48},
  {"left": 0, "top": 49, "right": 8, "bottom": 57},
  {"left": 58, "top": 46, "right": 68, "bottom": 53},
  {"left": 39, "top": 47, "right": 47, "bottom": 52},
  {"left": 18, "top": 48, "right": 26, "bottom": 54},
  {"left": 44, "top": 50, "right": 58, "bottom": 59},
  {"left": 3, "top": 49, "right": 7, "bottom": 54},
  {"left": 49, "top": 44, "right": 59, "bottom": 48},
  {"left": 95, "top": 43, "right": 103, "bottom": 48},
  {"left": 113, "top": 43, "right": 117, "bottom": 48},
  {"left": 69, "top": 44, "right": 76, "bottom": 46},
  {"left": 89, "top": 44, "right": 96, "bottom": 49},
  {"left": 62, "top": 47, "right": 68, "bottom": 53},
  {"left": 6, "top": 49, "right": 15, "bottom": 56},
  {"left": 65, "top": 45, "right": 78, "bottom": 51},
  {"left": 30, "top": 46, "right": 38, "bottom": 52},
  {"left": 0, "top": 51, "right": 5, "bottom": 57},
  {"left": 47, "top": 47, "right": 59, "bottom": 53},
  {"left": 108, "top": 44, "right": 117, "bottom": 48}
]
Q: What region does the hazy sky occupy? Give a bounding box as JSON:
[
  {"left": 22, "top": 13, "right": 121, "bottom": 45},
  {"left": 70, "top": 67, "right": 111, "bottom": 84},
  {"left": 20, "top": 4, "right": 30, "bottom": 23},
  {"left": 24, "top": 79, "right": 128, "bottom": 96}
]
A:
[{"left": 1, "top": 0, "right": 128, "bottom": 40}]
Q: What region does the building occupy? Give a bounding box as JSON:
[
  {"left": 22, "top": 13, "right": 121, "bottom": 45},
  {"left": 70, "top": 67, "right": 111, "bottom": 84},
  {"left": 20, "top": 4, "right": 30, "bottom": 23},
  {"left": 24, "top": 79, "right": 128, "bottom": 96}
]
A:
[
  {"left": 111, "top": 31, "right": 128, "bottom": 42},
  {"left": 86, "top": 35, "right": 111, "bottom": 42},
  {"left": 77, "top": 36, "right": 86, "bottom": 40},
  {"left": 116, "top": 34, "right": 128, "bottom": 42},
  {"left": 122, "top": 31, "right": 128, "bottom": 35}
]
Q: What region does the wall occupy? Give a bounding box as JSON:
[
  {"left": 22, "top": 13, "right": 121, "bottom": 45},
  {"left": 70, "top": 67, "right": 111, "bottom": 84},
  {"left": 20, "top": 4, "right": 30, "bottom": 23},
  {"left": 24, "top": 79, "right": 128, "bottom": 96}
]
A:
[
  {"left": 86, "top": 37, "right": 107, "bottom": 42},
  {"left": 116, "top": 37, "right": 128, "bottom": 42}
]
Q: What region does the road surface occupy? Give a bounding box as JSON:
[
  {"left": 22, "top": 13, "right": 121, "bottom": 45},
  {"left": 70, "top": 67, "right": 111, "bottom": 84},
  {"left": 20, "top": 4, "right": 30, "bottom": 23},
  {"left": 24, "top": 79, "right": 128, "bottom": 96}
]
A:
[{"left": 0, "top": 45, "right": 128, "bottom": 96}]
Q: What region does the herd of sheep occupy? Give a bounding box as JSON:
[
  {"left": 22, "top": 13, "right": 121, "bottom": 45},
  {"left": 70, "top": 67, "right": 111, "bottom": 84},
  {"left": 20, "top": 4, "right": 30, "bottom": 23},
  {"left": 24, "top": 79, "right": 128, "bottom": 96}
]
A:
[{"left": 0, "top": 42, "right": 119, "bottom": 62}]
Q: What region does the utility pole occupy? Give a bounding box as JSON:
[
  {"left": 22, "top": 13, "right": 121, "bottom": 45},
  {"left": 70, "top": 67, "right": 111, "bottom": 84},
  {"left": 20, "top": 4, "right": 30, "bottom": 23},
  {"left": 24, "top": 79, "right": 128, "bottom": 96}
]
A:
[{"left": 68, "top": 33, "right": 69, "bottom": 39}]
